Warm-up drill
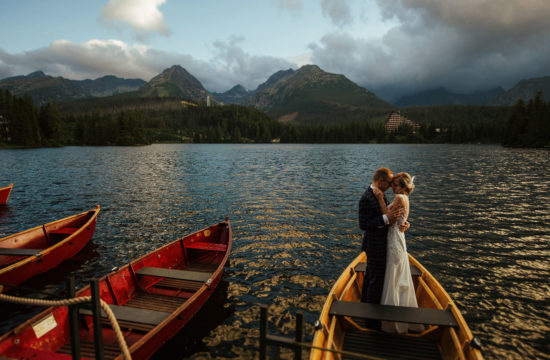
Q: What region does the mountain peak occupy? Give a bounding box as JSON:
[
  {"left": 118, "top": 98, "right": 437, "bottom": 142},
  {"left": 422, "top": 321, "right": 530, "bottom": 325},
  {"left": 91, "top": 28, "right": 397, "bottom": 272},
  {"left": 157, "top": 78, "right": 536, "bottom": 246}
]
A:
[
  {"left": 161, "top": 65, "right": 190, "bottom": 76},
  {"left": 296, "top": 64, "right": 321, "bottom": 73},
  {"left": 141, "top": 64, "right": 210, "bottom": 101},
  {"left": 27, "top": 71, "right": 47, "bottom": 78},
  {"left": 249, "top": 65, "right": 392, "bottom": 124}
]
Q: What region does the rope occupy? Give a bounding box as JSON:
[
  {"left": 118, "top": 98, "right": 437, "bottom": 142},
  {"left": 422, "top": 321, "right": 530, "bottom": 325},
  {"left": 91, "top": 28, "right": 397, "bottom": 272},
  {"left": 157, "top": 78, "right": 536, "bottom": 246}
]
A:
[{"left": 0, "top": 293, "right": 132, "bottom": 360}]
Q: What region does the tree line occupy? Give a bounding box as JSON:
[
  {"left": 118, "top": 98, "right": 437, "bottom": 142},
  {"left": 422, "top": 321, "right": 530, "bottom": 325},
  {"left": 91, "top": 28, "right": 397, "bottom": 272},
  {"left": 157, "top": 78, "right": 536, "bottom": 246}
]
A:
[
  {"left": 0, "top": 90, "right": 63, "bottom": 146},
  {"left": 1, "top": 88, "right": 548, "bottom": 147},
  {"left": 502, "top": 91, "right": 550, "bottom": 147},
  {"left": 1, "top": 89, "right": 148, "bottom": 146}
]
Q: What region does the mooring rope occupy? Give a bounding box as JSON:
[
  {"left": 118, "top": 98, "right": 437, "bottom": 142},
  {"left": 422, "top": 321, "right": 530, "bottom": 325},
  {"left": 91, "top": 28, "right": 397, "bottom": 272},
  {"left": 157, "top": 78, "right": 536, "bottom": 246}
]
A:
[{"left": 0, "top": 293, "right": 132, "bottom": 360}]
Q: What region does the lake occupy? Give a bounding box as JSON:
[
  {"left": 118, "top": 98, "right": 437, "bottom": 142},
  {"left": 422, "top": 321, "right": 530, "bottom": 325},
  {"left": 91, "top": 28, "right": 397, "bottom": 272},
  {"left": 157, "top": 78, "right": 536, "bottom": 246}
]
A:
[{"left": 1, "top": 144, "right": 549, "bottom": 359}]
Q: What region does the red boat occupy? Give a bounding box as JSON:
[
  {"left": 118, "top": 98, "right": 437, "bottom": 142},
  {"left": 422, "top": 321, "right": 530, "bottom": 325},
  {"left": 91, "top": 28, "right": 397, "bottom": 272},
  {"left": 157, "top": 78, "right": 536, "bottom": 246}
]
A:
[
  {"left": 0, "top": 206, "right": 100, "bottom": 290},
  {"left": 0, "top": 183, "right": 13, "bottom": 205},
  {"left": 0, "top": 218, "right": 232, "bottom": 360}
]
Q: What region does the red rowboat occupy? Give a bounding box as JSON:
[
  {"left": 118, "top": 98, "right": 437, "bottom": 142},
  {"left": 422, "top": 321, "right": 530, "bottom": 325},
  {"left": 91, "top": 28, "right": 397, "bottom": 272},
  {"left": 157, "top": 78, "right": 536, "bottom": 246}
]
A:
[
  {"left": 0, "top": 183, "right": 13, "bottom": 205},
  {"left": 0, "top": 206, "right": 100, "bottom": 290},
  {"left": 0, "top": 218, "right": 232, "bottom": 360}
]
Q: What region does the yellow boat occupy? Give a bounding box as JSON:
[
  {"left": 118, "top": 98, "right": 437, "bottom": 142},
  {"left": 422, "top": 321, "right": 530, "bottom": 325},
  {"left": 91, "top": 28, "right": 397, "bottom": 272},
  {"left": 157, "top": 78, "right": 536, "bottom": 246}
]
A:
[{"left": 310, "top": 252, "right": 483, "bottom": 360}]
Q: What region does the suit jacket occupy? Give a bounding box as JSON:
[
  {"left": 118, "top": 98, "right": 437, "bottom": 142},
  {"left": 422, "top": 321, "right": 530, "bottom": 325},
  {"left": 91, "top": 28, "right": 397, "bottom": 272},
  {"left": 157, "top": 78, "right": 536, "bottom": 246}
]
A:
[{"left": 358, "top": 186, "right": 389, "bottom": 261}]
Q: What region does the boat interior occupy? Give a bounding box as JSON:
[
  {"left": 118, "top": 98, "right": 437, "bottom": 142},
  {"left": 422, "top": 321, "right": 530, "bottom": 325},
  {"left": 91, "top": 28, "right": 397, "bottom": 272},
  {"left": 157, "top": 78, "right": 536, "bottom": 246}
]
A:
[
  {"left": 0, "top": 211, "right": 95, "bottom": 267},
  {"left": 311, "top": 252, "right": 481, "bottom": 360}
]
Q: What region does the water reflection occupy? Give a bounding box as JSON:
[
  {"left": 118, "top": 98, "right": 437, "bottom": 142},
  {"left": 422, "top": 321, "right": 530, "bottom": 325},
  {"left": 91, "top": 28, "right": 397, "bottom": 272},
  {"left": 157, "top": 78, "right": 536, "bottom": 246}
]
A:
[{"left": 0, "top": 144, "right": 549, "bottom": 359}]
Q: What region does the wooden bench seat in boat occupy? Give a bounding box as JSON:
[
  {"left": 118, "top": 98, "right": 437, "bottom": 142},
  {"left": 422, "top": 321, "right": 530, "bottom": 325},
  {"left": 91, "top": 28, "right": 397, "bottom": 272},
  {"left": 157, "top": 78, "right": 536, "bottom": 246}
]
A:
[
  {"left": 80, "top": 304, "right": 170, "bottom": 326},
  {"left": 342, "top": 330, "right": 441, "bottom": 360},
  {"left": 184, "top": 242, "right": 227, "bottom": 252},
  {"left": 0, "top": 248, "right": 42, "bottom": 256},
  {"left": 354, "top": 262, "right": 422, "bottom": 276},
  {"left": 135, "top": 266, "right": 212, "bottom": 282},
  {"left": 330, "top": 300, "right": 458, "bottom": 327}
]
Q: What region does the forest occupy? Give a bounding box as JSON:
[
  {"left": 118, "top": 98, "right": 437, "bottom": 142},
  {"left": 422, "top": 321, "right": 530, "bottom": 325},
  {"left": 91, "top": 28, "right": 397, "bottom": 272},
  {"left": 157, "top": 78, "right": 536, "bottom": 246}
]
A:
[
  {"left": 1, "top": 88, "right": 548, "bottom": 148},
  {"left": 501, "top": 91, "right": 550, "bottom": 147}
]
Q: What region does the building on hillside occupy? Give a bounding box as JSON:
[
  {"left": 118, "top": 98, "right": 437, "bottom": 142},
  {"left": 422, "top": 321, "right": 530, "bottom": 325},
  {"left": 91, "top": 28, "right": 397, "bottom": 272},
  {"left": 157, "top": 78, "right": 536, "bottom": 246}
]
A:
[{"left": 385, "top": 111, "right": 420, "bottom": 134}]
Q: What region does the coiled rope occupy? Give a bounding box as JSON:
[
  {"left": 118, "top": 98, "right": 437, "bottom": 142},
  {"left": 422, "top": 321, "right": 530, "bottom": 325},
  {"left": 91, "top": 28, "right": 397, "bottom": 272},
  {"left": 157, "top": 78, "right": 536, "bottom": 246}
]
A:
[{"left": 0, "top": 293, "right": 132, "bottom": 360}]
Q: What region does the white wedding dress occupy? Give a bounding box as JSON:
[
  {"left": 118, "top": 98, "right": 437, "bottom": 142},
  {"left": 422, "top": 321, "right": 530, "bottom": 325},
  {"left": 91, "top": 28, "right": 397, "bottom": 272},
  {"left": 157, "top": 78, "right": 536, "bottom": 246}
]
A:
[{"left": 380, "top": 194, "right": 424, "bottom": 334}]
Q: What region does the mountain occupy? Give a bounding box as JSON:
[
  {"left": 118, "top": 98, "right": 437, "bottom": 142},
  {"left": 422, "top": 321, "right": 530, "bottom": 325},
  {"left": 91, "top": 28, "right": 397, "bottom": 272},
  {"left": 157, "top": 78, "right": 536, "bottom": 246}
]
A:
[
  {"left": 0, "top": 72, "right": 86, "bottom": 104},
  {"left": 212, "top": 84, "right": 249, "bottom": 104},
  {"left": 395, "top": 87, "right": 505, "bottom": 107},
  {"left": 492, "top": 76, "right": 550, "bottom": 105},
  {"left": 138, "top": 65, "right": 213, "bottom": 103},
  {"left": 0, "top": 71, "right": 145, "bottom": 104},
  {"left": 79, "top": 75, "right": 146, "bottom": 97},
  {"left": 247, "top": 65, "right": 393, "bottom": 124},
  {"left": 255, "top": 69, "right": 294, "bottom": 94}
]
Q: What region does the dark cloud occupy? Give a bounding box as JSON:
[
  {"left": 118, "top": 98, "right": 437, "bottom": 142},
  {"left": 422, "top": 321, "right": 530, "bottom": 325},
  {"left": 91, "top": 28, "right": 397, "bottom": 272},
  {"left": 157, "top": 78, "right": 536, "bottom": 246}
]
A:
[
  {"left": 310, "top": 0, "right": 550, "bottom": 101},
  {"left": 321, "top": 0, "right": 353, "bottom": 27}
]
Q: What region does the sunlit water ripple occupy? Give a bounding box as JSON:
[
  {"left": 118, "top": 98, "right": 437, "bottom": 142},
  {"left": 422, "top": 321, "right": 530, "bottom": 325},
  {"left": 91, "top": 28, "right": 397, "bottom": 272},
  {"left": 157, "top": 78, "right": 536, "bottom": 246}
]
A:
[{"left": 1, "top": 144, "right": 549, "bottom": 359}]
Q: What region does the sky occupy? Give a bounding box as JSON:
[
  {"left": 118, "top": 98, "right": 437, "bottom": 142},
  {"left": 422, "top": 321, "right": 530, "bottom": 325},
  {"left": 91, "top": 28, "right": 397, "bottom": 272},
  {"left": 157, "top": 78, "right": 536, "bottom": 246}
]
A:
[{"left": 1, "top": 0, "right": 550, "bottom": 101}]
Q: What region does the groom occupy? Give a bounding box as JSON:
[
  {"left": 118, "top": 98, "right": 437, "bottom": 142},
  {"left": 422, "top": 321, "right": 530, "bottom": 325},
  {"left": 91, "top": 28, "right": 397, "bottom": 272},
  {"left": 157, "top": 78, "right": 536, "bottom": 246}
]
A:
[{"left": 358, "top": 167, "right": 408, "bottom": 309}]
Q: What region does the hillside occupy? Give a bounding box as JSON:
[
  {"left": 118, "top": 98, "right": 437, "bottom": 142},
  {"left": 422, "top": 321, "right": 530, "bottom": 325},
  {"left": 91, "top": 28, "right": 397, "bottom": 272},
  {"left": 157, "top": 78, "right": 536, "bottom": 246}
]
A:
[
  {"left": 0, "top": 71, "right": 145, "bottom": 104},
  {"left": 492, "top": 76, "right": 550, "bottom": 105},
  {"left": 395, "top": 87, "right": 505, "bottom": 107},
  {"left": 247, "top": 65, "right": 393, "bottom": 124},
  {"left": 212, "top": 84, "right": 249, "bottom": 104}
]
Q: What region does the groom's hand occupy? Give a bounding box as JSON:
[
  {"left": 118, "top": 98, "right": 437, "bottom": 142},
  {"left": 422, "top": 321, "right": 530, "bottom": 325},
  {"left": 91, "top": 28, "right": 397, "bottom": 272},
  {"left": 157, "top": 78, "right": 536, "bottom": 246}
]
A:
[
  {"left": 386, "top": 206, "right": 402, "bottom": 224},
  {"left": 399, "top": 221, "right": 410, "bottom": 232}
]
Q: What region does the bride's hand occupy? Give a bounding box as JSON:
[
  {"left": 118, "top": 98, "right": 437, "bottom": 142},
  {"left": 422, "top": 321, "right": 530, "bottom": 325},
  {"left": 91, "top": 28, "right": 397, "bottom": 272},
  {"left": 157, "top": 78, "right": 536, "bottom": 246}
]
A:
[
  {"left": 399, "top": 220, "right": 410, "bottom": 232},
  {"left": 372, "top": 187, "right": 383, "bottom": 199}
]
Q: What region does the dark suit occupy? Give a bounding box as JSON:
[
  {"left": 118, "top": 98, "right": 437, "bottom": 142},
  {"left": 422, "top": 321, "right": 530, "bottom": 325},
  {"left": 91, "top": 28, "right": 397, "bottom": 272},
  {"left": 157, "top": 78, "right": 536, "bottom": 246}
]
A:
[{"left": 358, "top": 186, "right": 389, "bottom": 305}]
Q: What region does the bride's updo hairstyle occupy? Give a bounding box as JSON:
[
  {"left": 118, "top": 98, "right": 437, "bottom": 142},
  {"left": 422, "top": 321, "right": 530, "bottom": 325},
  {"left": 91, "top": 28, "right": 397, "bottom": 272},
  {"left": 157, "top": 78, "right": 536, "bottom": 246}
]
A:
[{"left": 395, "top": 172, "right": 415, "bottom": 195}]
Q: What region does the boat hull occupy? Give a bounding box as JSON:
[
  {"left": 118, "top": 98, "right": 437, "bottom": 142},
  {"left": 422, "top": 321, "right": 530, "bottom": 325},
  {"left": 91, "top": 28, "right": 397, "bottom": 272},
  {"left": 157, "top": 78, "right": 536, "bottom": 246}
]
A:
[
  {"left": 310, "top": 252, "right": 483, "bottom": 360},
  {"left": 0, "top": 206, "right": 100, "bottom": 289},
  {"left": 0, "top": 183, "right": 13, "bottom": 205},
  {"left": 0, "top": 219, "right": 231, "bottom": 360}
]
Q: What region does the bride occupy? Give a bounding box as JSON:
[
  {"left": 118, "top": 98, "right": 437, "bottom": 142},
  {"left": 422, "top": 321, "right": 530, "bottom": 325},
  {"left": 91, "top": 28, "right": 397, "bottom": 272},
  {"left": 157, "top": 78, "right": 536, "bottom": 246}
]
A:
[{"left": 373, "top": 172, "right": 424, "bottom": 334}]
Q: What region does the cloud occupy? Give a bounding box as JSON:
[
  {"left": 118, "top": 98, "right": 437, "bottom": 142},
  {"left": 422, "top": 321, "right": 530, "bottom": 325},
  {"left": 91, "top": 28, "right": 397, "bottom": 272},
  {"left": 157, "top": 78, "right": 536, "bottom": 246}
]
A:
[
  {"left": 321, "top": 0, "right": 353, "bottom": 27},
  {"left": 309, "top": 0, "right": 550, "bottom": 100},
  {"left": 0, "top": 38, "right": 295, "bottom": 93},
  {"left": 208, "top": 37, "right": 295, "bottom": 91},
  {"left": 0, "top": 39, "right": 163, "bottom": 81},
  {"left": 100, "top": 0, "right": 170, "bottom": 39},
  {"left": 378, "top": 0, "right": 550, "bottom": 36}
]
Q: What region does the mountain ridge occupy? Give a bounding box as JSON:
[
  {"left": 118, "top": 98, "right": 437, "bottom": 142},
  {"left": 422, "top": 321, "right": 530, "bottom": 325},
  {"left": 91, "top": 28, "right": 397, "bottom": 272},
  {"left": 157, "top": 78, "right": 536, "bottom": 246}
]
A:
[
  {"left": 395, "top": 87, "right": 506, "bottom": 107},
  {"left": 0, "top": 71, "right": 145, "bottom": 103},
  {"left": 3, "top": 66, "right": 550, "bottom": 120}
]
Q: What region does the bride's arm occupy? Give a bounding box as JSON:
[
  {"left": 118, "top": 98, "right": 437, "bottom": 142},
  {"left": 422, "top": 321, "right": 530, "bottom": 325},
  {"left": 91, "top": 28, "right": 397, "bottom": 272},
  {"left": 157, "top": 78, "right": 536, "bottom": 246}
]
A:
[
  {"left": 395, "top": 195, "right": 410, "bottom": 232},
  {"left": 372, "top": 187, "right": 387, "bottom": 213},
  {"left": 373, "top": 188, "right": 403, "bottom": 224}
]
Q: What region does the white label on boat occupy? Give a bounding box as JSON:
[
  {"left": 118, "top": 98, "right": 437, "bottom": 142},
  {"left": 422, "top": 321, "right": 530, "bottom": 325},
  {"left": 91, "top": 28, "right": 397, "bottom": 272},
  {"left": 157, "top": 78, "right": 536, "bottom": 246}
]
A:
[{"left": 32, "top": 313, "right": 57, "bottom": 338}]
